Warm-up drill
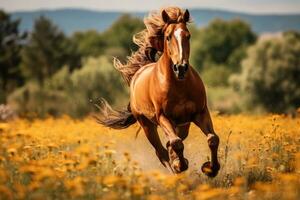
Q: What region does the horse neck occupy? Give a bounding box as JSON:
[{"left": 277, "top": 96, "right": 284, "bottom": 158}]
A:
[{"left": 157, "top": 51, "right": 174, "bottom": 82}]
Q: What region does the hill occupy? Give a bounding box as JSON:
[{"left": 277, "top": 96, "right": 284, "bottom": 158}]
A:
[{"left": 10, "top": 8, "right": 300, "bottom": 34}]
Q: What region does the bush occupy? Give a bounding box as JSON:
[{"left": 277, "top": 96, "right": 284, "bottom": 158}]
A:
[
  {"left": 230, "top": 31, "right": 300, "bottom": 113},
  {"left": 8, "top": 81, "right": 68, "bottom": 118},
  {"left": 201, "top": 64, "right": 232, "bottom": 87},
  {"left": 8, "top": 56, "right": 127, "bottom": 118},
  {"left": 69, "top": 56, "right": 127, "bottom": 117}
]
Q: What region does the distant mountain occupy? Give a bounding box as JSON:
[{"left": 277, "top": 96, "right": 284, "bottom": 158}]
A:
[{"left": 10, "top": 8, "right": 300, "bottom": 34}]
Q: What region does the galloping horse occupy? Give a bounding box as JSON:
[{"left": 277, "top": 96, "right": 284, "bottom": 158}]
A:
[{"left": 97, "top": 7, "right": 220, "bottom": 176}]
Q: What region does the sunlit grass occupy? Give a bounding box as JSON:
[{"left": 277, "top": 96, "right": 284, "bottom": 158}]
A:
[{"left": 0, "top": 114, "right": 299, "bottom": 199}]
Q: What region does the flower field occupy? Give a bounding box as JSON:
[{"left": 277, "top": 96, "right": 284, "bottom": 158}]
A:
[{"left": 0, "top": 114, "right": 299, "bottom": 200}]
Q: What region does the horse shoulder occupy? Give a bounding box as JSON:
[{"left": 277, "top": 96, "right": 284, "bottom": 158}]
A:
[{"left": 130, "top": 63, "right": 157, "bottom": 120}]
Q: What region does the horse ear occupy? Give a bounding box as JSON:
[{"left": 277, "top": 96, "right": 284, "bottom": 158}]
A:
[
  {"left": 183, "top": 9, "right": 190, "bottom": 22},
  {"left": 162, "top": 10, "right": 170, "bottom": 23}
]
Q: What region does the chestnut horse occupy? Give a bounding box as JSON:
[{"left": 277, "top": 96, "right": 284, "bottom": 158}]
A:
[{"left": 97, "top": 7, "right": 220, "bottom": 176}]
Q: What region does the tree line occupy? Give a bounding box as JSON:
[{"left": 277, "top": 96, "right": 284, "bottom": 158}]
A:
[{"left": 0, "top": 10, "right": 299, "bottom": 117}]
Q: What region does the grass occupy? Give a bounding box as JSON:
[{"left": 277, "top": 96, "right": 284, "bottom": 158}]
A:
[{"left": 0, "top": 114, "right": 299, "bottom": 200}]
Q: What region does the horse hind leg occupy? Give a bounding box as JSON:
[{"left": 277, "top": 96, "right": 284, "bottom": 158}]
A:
[{"left": 137, "top": 116, "right": 174, "bottom": 173}]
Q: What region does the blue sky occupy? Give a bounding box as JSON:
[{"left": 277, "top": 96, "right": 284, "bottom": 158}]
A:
[{"left": 1, "top": 0, "right": 300, "bottom": 14}]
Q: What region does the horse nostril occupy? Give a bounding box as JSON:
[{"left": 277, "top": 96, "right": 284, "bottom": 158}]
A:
[
  {"left": 184, "top": 63, "right": 189, "bottom": 71},
  {"left": 173, "top": 64, "right": 178, "bottom": 72}
]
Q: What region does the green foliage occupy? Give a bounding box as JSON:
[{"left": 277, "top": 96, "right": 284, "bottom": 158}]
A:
[
  {"left": 0, "top": 10, "right": 26, "bottom": 103},
  {"left": 191, "top": 18, "right": 256, "bottom": 72},
  {"left": 8, "top": 14, "right": 142, "bottom": 117},
  {"left": 201, "top": 64, "right": 232, "bottom": 87},
  {"left": 231, "top": 31, "right": 300, "bottom": 113},
  {"left": 71, "top": 30, "right": 107, "bottom": 57},
  {"left": 21, "top": 16, "right": 81, "bottom": 84},
  {"left": 3, "top": 9, "right": 299, "bottom": 116},
  {"left": 72, "top": 14, "right": 144, "bottom": 61},
  {"left": 206, "top": 86, "right": 241, "bottom": 114},
  {"left": 69, "top": 56, "right": 127, "bottom": 117},
  {"left": 9, "top": 56, "right": 127, "bottom": 118},
  {"left": 102, "top": 14, "right": 144, "bottom": 60}
]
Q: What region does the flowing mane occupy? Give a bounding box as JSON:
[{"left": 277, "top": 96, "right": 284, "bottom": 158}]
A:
[{"left": 114, "top": 7, "right": 190, "bottom": 85}]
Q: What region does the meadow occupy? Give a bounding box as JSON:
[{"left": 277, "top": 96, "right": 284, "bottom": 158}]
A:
[{"left": 0, "top": 114, "right": 299, "bottom": 200}]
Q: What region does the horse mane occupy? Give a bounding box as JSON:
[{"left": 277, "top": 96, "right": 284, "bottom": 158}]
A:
[{"left": 114, "top": 7, "right": 190, "bottom": 85}]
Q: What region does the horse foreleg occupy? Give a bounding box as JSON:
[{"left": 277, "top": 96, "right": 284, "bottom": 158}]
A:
[
  {"left": 158, "top": 115, "right": 181, "bottom": 143},
  {"left": 137, "top": 116, "right": 174, "bottom": 173},
  {"left": 174, "top": 124, "right": 191, "bottom": 170},
  {"left": 158, "top": 115, "right": 187, "bottom": 173},
  {"left": 193, "top": 107, "right": 220, "bottom": 177}
]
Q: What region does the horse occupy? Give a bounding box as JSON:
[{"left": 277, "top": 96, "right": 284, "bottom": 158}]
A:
[{"left": 97, "top": 7, "right": 220, "bottom": 176}]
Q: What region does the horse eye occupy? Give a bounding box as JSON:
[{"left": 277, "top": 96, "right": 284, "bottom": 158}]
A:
[
  {"left": 187, "top": 35, "right": 191, "bottom": 40},
  {"left": 167, "top": 35, "right": 171, "bottom": 41}
]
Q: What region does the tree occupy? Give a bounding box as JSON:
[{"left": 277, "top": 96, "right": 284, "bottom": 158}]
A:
[
  {"left": 102, "top": 14, "right": 144, "bottom": 60},
  {"left": 71, "top": 30, "right": 107, "bottom": 57},
  {"left": 71, "top": 14, "right": 144, "bottom": 61},
  {"left": 0, "top": 10, "right": 26, "bottom": 103},
  {"left": 191, "top": 18, "right": 256, "bottom": 72},
  {"left": 231, "top": 31, "right": 300, "bottom": 113},
  {"left": 21, "top": 16, "right": 81, "bottom": 85}
]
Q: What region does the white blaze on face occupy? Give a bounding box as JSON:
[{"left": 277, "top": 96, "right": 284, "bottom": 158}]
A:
[{"left": 174, "top": 28, "right": 183, "bottom": 61}]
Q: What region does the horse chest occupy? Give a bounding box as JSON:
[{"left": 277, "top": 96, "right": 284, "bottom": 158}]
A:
[{"left": 164, "top": 100, "right": 196, "bottom": 124}]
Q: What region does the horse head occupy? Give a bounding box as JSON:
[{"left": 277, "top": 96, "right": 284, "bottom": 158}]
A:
[{"left": 162, "top": 9, "right": 191, "bottom": 80}]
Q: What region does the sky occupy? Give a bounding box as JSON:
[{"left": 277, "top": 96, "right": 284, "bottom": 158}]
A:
[{"left": 1, "top": 0, "right": 300, "bottom": 14}]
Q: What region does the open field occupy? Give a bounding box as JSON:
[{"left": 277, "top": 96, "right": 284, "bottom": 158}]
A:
[{"left": 0, "top": 114, "right": 299, "bottom": 200}]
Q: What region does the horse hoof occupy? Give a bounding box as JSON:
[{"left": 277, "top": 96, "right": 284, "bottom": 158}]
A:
[
  {"left": 201, "top": 161, "right": 219, "bottom": 178},
  {"left": 172, "top": 158, "right": 189, "bottom": 173}
]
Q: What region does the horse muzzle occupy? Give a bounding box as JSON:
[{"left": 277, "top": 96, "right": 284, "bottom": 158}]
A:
[{"left": 173, "top": 63, "right": 189, "bottom": 80}]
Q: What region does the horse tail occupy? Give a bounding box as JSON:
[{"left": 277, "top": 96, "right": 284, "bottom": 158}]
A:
[{"left": 95, "top": 99, "right": 137, "bottom": 129}]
